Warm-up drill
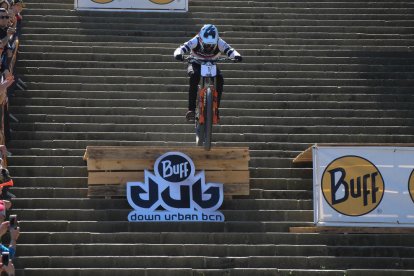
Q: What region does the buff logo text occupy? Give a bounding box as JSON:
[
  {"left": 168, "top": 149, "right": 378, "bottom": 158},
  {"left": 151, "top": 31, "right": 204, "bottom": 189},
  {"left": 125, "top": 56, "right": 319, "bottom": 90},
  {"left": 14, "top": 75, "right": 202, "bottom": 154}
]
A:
[
  {"left": 161, "top": 160, "right": 189, "bottom": 180},
  {"left": 328, "top": 168, "right": 379, "bottom": 206}
]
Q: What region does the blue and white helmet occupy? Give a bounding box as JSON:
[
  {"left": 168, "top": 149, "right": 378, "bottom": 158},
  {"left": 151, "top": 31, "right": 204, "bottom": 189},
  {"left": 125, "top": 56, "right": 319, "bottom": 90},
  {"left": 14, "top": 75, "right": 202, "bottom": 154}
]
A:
[{"left": 199, "top": 24, "right": 219, "bottom": 52}]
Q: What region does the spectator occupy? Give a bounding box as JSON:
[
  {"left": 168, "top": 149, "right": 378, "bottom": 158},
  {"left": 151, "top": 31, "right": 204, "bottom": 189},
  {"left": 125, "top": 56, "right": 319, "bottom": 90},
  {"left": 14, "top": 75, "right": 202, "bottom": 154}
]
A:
[
  {"left": 1, "top": 263, "right": 15, "bottom": 276},
  {"left": 0, "top": 201, "right": 19, "bottom": 276},
  {"left": 0, "top": 7, "right": 15, "bottom": 145},
  {"left": 0, "top": 1, "right": 9, "bottom": 11},
  {"left": 0, "top": 74, "right": 13, "bottom": 146},
  {"left": 0, "top": 158, "right": 14, "bottom": 200},
  {"left": 0, "top": 8, "right": 12, "bottom": 78},
  {"left": 0, "top": 76, "right": 13, "bottom": 103},
  {"left": 10, "top": 0, "right": 23, "bottom": 36}
]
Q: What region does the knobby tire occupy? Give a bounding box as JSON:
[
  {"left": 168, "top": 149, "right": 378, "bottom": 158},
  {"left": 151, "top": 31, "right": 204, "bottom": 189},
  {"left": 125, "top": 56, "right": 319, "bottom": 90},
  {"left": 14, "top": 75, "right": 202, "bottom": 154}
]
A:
[{"left": 204, "top": 87, "right": 213, "bottom": 151}]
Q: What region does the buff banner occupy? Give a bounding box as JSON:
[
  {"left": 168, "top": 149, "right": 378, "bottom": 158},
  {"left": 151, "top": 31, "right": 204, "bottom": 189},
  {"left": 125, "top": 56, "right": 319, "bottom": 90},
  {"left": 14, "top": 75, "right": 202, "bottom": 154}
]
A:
[
  {"left": 75, "top": 0, "right": 188, "bottom": 12},
  {"left": 313, "top": 146, "right": 414, "bottom": 227}
]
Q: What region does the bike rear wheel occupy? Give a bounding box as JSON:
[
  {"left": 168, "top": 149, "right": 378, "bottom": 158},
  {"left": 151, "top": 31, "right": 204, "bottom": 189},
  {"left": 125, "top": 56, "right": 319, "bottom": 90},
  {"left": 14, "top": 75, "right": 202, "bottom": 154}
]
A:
[{"left": 204, "top": 87, "right": 213, "bottom": 151}]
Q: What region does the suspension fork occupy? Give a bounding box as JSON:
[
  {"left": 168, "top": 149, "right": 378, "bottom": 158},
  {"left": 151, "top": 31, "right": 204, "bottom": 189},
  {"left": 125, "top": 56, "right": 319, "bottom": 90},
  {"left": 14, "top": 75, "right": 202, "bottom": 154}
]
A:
[{"left": 198, "top": 76, "right": 219, "bottom": 125}]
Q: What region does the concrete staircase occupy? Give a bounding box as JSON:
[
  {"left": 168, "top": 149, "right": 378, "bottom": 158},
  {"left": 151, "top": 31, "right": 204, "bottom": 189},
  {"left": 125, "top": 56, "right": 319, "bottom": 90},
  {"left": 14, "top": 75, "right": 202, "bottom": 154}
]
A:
[{"left": 6, "top": 0, "right": 414, "bottom": 275}]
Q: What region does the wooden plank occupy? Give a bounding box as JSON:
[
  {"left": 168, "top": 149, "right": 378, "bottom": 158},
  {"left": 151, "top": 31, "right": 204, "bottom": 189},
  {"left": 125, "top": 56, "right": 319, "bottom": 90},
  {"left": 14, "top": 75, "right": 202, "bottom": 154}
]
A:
[
  {"left": 87, "top": 158, "right": 248, "bottom": 171},
  {"left": 88, "top": 170, "right": 249, "bottom": 185},
  {"left": 290, "top": 226, "right": 414, "bottom": 234},
  {"left": 88, "top": 183, "right": 249, "bottom": 197},
  {"left": 84, "top": 146, "right": 250, "bottom": 161},
  {"left": 88, "top": 171, "right": 145, "bottom": 185},
  {"left": 87, "top": 159, "right": 154, "bottom": 171},
  {"left": 292, "top": 146, "right": 313, "bottom": 163}
]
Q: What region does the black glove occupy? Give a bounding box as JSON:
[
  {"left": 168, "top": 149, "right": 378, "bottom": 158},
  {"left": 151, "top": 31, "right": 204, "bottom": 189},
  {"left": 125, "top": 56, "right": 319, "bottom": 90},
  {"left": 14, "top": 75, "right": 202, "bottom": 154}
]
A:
[
  {"left": 234, "top": 55, "right": 242, "bottom": 62},
  {"left": 1, "top": 168, "right": 12, "bottom": 183},
  {"left": 175, "top": 54, "right": 184, "bottom": 61}
]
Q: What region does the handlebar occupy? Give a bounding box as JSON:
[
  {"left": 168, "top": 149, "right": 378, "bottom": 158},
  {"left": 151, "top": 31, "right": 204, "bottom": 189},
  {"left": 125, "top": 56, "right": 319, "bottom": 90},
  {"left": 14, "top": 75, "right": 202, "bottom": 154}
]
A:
[{"left": 185, "top": 56, "right": 235, "bottom": 64}]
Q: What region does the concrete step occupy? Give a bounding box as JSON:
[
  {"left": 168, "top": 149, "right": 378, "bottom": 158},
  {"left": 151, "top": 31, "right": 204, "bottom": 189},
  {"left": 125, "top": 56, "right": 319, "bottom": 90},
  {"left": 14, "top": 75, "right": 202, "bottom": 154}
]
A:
[
  {"left": 7, "top": 166, "right": 87, "bottom": 177},
  {"left": 9, "top": 105, "right": 414, "bottom": 118},
  {"left": 20, "top": 27, "right": 414, "bottom": 41},
  {"left": 11, "top": 77, "right": 414, "bottom": 89},
  {"left": 10, "top": 86, "right": 414, "bottom": 99},
  {"left": 18, "top": 67, "right": 414, "bottom": 80},
  {"left": 11, "top": 114, "right": 414, "bottom": 128},
  {"left": 18, "top": 45, "right": 414, "bottom": 57},
  {"left": 10, "top": 97, "right": 414, "bottom": 110},
  {"left": 9, "top": 123, "right": 414, "bottom": 136},
  {"left": 7, "top": 108, "right": 413, "bottom": 123},
  {"left": 15, "top": 268, "right": 414, "bottom": 276},
  {"left": 19, "top": 24, "right": 414, "bottom": 38},
  {"left": 6, "top": 148, "right": 89, "bottom": 156},
  {"left": 7, "top": 132, "right": 414, "bottom": 145},
  {"left": 13, "top": 81, "right": 414, "bottom": 93},
  {"left": 7, "top": 139, "right": 412, "bottom": 152},
  {"left": 250, "top": 178, "right": 312, "bottom": 191},
  {"left": 10, "top": 188, "right": 87, "bottom": 198},
  {"left": 10, "top": 268, "right": 414, "bottom": 276},
  {"left": 8, "top": 156, "right": 85, "bottom": 166},
  {"left": 15, "top": 65, "right": 414, "bottom": 79},
  {"left": 14, "top": 268, "right": 347, "bottom": 276},
  {"left": 24, "top": 12, "right": 414, "bottom": 25},
  {"left": 18, "top": 51, "right": 414, "bottom": 65},
  {"left": 15, "top": 243, "right": 414, "bottom": 257},
  {"left": 24, "top": 6, "right": 414, "bottom": 18},
  {"left": 12, "top": 209, "right": 312, "bottom": 222},
  {"left": 19, "top": 21, "right": 414, "bottom": 34},
  {"left": 17, "top": 220, "right": 313, "bottom": 233},
  {"left": 10, "top": 177, "right": 87, "bottom": 188},
  {"left": 11, "top": 198, "right": 313, "bottom": 211},
  {"left": 16, "top": 232, "right": 414, "bottom": 247},
  {"left": 19, "top": 33, "right": 414, "bottom": 46},
  {"left": 14, "top": 255, "right": 414, "bottom": 269},
  {"left": 16, "top": 43, "right": 414, "bottom": 59},
  {"left": 24, "top": 14, "right": 413, "bottom": 25}
]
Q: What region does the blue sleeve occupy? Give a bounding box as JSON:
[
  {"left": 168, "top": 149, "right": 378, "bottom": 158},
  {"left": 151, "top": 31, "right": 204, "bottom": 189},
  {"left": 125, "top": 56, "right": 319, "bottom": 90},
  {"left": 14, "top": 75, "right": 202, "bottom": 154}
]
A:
[
  {"left": 0, "top": 244, "right": 15, "bottom": 259},
  {"left": 8, "top": 247, "right": 15, "bottom": 259}
]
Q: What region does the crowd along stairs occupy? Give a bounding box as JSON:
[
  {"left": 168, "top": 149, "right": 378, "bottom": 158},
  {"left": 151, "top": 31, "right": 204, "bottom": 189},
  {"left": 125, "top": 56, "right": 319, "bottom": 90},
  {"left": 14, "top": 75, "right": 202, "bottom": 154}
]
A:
[{"left": 5, "top": 0, "right": 414, "bottom": 275}]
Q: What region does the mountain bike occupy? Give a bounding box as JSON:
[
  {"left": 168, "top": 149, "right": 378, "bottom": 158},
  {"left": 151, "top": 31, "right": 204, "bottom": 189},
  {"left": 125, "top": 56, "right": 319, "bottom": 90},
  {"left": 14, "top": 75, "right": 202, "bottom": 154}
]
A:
[{"left": 186, "top": 56, "right": 233, "bottom": 151}]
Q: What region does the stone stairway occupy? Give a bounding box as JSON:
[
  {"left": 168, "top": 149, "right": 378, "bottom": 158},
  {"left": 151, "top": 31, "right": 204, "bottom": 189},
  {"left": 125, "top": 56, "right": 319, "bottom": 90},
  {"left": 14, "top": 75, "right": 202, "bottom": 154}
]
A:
[{"left": 5, "top": 0, "right": 414, "bottom": 275}]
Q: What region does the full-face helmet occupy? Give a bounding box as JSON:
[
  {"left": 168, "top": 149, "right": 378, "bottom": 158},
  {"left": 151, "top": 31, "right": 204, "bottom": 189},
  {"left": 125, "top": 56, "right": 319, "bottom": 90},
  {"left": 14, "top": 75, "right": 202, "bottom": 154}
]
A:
[{"left": 199, "top": 24, "right": 219, "bottom": 52}]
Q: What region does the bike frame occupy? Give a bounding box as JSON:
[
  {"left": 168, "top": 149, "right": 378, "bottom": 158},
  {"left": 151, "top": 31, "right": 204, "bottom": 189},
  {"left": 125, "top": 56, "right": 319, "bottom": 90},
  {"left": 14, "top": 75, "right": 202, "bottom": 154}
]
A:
[{"left": 186, "top": 56, "right": 232, "bottom": 151}]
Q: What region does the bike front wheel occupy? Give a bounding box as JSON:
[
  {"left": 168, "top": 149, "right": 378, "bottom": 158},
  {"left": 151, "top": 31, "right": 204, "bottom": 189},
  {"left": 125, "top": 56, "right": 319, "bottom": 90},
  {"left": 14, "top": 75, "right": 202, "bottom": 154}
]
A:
[
  {"left": 204, "top": 87, "right": 213, "bottom": 151},
  {"left": 195, "top": 121, "right": 204, "bottom": 146}
]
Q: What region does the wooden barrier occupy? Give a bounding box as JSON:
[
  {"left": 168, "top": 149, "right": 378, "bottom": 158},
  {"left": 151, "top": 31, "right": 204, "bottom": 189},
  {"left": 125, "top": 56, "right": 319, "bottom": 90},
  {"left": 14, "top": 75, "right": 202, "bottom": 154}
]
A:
[{"left": 83, "top": 146, "right": 250, "bottom": 198}]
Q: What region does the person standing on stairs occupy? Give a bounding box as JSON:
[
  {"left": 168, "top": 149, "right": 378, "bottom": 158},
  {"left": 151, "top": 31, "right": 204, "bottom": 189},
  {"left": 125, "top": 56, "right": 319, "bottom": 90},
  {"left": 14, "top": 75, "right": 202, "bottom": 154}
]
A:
[
  {"left": 0, "top": 7, "right": 15, "bottom": 146},
  {"left": 0, "top": 201, "right": 19, "bottom": 276},
  {"left": 174, "top": 24, "right": 242, "bottom": 122}
]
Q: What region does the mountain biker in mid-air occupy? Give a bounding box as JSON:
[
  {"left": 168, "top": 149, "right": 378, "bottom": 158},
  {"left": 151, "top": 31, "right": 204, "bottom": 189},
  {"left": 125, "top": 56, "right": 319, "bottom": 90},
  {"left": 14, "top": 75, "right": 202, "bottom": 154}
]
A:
[{"left": 174, "top": 24, "right": 242, "bottom": 122}]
